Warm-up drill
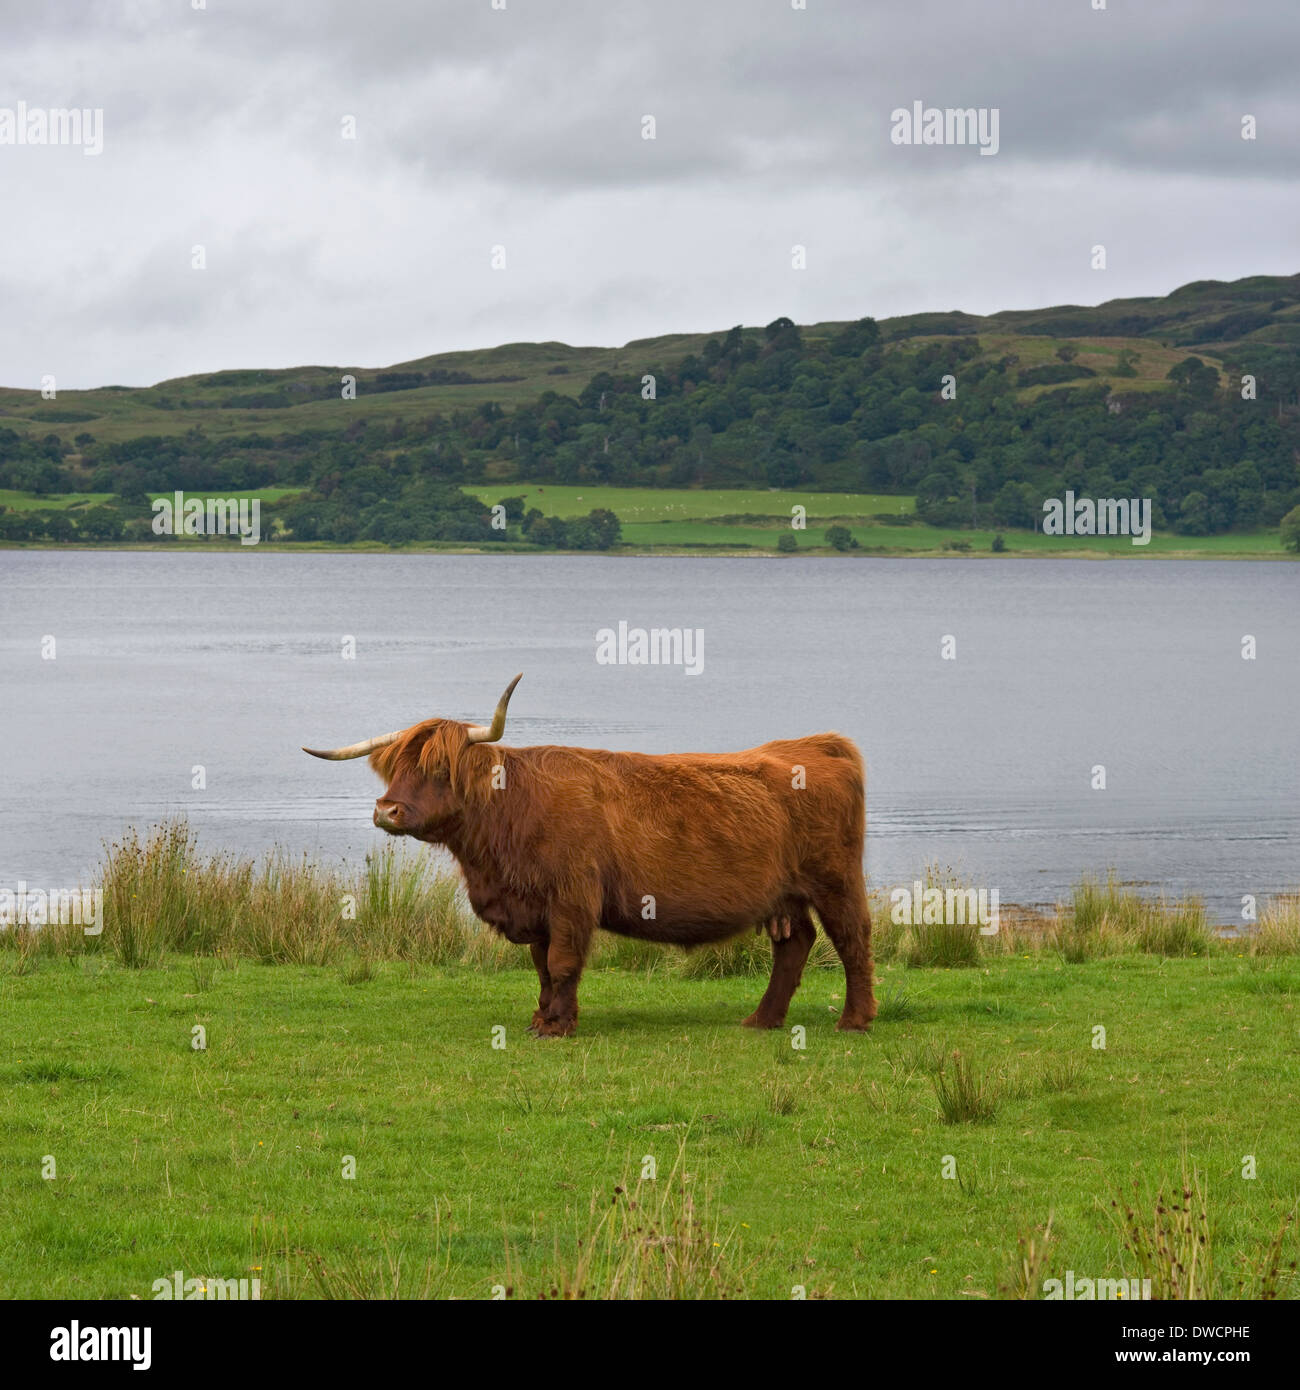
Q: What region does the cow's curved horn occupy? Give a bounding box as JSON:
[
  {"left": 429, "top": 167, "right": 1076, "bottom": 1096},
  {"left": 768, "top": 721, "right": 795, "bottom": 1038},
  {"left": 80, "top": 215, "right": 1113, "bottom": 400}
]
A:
[
  {"left": 302, "top": 730, "right": 406, "bottom": 761},
  {"left": 466, "top": 673, "right": 523, "bottom": 744}
]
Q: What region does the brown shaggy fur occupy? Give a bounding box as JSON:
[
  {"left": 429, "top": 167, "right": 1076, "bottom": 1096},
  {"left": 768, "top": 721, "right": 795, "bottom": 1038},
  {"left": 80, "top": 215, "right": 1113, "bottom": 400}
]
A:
[{"left": 363, "top": 720, "right": 875, "bottom": 1037}]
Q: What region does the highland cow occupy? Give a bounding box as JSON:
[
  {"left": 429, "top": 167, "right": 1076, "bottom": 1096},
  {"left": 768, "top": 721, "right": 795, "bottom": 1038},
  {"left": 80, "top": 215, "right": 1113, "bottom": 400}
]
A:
[{"left": 304, "top": 675, "right": 875, "bottom": 1037}]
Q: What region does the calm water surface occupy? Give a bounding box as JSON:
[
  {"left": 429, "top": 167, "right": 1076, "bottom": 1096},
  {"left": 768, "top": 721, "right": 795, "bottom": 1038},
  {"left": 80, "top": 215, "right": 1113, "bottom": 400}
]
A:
[{"left": 1, "top": 551, "right": 1296, "bottom": 921}]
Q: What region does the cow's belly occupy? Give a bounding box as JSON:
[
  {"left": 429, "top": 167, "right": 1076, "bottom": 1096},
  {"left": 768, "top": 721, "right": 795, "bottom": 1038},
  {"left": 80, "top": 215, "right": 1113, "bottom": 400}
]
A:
[{"left": 599, "top": 910, "right": 755, "bottom": 947}]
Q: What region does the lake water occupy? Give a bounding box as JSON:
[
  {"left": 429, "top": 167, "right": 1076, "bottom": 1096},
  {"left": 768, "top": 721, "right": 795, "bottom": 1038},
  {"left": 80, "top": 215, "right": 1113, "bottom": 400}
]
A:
[{"left": 1, "top": 551, "right": 1296, "bottom": 922}]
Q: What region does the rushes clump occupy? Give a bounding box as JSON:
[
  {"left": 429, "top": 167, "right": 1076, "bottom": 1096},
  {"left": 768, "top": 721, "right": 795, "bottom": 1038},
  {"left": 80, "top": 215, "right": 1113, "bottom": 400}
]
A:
[
  {"left": 1134, "top": 897, "right": 1211, "bottom": 956},
  {"left": 872, "top": 988, "right": 917, "bottom": 1023},
  {"left": 1109, "top": 1164, "right": 1296, "bottom": 1300},
  {"left": 102, "top": 821, "right": 225, "bottom": 966},
  {"left": 338, "top": 955, "right": 374, "bottom": 986},
  {"left": 508, "top": 1142, "right": 751, "bottom": 1300},
  {"left": 0, "top": 928, "right": 41, "bottom": 977},
  {"left": 1039, "top": 1054, "right": 1085, "bottom": 1093},
  {"left": 1058, "top": 876, "right": 1213, "bottom": 960},
  {"left": 356, "top": 851, "right": 472, "bottom": 962},
  {"left": 1109, "top": 1165, "right": 1215, "bottom": 1300},
  {"left": 304, "top": 1223, "right": 453, "bottom": 1300},
  {"left": 905, "top": 917, "right": 982, "bottom": 968},
  {"left": 900, "top": 865, "right": 987, "bottom": 968},
  {"left": 1232, "top": 1213, "right": 1296, "bottom": 1300},
  {"left": 999, "top": 1214, "right": 1056, "bottom": 1299},
  {"left": 189, "top": 955, "right": 217, "bottom": 992},
  {"left": 1248, "top": 896, "right": 1300, "bottom": 956},
  {"left": 1056, "top": 875, "right": 1140, "bottom": 960},
  {"left": 766, "top": 1077, "right": 799, "bottom": 1115},
  {"left": 931, "top": 1050, "right": 999, "bottom": 1124},
  {"left": 93, "top": 821, "right": 481, "bottom": 968}
]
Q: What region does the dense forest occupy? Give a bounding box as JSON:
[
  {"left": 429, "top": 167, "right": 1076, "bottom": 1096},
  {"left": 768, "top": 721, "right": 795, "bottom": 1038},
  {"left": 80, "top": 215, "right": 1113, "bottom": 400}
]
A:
[{"left": 2, "top": 273, "right": 1298, "bottom": 545}]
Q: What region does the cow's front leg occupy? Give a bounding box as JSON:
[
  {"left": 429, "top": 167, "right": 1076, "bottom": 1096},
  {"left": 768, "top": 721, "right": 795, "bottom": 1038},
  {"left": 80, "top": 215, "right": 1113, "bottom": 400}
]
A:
[
  {"left": 528, "top": 903, "right": 593, "bottom": 1038},
  {"left": 528, "top": 938, "right": 553, "bottom": 1032}
]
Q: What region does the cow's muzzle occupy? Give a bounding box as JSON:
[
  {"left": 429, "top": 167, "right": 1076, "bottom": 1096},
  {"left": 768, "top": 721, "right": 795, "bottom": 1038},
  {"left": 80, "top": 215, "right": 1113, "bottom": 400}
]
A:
[{"left": 373, "top": 801, "right": 404, "bottom": 832}]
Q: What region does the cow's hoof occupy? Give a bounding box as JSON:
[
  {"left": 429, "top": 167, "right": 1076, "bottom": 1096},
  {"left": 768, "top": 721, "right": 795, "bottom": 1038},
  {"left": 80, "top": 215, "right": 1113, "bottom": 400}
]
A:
[
  {"left": 741, "top": 1011, "right": 783, "bottom": 1029},
  {"left": 836, "top": 1015, "right": 874, "bottom": 1032},
  {"left": 528, "top": 1017, "right": 576, "bottom": 1039}
]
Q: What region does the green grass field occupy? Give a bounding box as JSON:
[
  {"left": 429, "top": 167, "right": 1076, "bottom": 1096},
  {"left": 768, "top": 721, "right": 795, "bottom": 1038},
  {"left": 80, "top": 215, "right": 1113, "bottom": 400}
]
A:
[
  {"left": 464, "top": 484, "right": 1287, "bottom": 556},
  {"left": 3, "top": 952, "right": 1297, "bottom": 1299},
  {"left": 3, "top": 828, "right": 1296, "bottom": 1300},
  {"left": 0, "top": 488, "right": 115, "bottom": 512},
  {"left": 465, "top": 484, "right": 915, "bottom": 522},
  {"left": 0, "top": 487, "right": 301, "bottom": 513}
]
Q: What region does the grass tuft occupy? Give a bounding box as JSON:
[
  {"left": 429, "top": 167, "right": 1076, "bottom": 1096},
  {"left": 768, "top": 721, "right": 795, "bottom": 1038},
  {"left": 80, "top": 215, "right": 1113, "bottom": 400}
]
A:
[
  {"left": 505, "top": 1141, "right": 752, "bottom": 1299},
  {"left": 999, "top": 1214, "right": 1055, "bottom": 1299},
  {"left": 1058, "top": 876, "right": 1213, "bottom": 960},
  {"left": 931, "top": 1050, "right": 1000, "bottom": 1124},
  {"left": 1249, "top": 896, "right": 1300, "bottom": 956}
]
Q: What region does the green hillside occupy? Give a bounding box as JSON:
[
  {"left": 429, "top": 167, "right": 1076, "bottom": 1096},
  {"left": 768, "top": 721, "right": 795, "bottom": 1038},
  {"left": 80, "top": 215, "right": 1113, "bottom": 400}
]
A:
[
  {"left": 2, "top": 273, "right": 1298, "bottom": 552},
  {"left": 3, "top": 273, "right": 1296, "bottom": 447}
]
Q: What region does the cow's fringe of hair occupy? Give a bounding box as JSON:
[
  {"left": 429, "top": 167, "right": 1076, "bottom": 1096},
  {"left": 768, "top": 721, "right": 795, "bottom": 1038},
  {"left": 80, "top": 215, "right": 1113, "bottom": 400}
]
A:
[
  {"left": 369, "top": 721, "right": 523, "bottom": 805},
  {"left": 368, "top": 720, "right": 462, "bottom": 784}
]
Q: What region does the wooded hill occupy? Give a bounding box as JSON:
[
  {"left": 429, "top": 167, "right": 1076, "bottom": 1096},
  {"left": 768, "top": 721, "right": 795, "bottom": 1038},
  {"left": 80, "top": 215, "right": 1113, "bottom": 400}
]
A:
[{"left": 2, "top": 272, "right": 1297, "bottom": 543}]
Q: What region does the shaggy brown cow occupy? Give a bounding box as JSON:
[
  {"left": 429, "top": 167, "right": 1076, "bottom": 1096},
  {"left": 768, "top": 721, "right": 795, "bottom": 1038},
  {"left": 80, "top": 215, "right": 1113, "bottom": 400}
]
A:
[{"left": 304, "top": 675, "right": 875, "bottom": 1038}]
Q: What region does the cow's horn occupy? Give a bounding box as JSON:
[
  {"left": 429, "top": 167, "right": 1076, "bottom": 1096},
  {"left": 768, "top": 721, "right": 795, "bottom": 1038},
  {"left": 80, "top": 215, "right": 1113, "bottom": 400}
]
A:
[
  {"left": 302, "top": 730, "right": 406, "bottom": 761},
  {"left": 466, "top": 673, "right": 523, "bottom": 744}
]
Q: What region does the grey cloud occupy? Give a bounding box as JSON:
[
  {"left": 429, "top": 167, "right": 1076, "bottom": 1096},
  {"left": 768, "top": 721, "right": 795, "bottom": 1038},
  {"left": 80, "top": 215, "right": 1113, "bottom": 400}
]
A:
[{"left": 0, "top": 0, "right": 1295, "bottom": 387}]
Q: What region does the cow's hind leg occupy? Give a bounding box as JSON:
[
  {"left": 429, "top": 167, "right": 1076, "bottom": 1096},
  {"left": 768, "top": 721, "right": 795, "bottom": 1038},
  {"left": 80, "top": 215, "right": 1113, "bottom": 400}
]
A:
[
  {"left": 742, "top": 906, "right": 816, "bottom": 1029},
  {"left": 811, "top": 883, "right": 876, "bottom": 1031},
  {"left": 529, "top": 939, "right": 553, "bottom": 1032}
]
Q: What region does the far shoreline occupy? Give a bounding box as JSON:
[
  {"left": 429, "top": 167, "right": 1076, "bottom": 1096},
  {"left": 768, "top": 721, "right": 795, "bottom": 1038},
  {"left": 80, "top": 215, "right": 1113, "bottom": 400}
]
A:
[{"left": 2, "top": 540, "right": 1295, "bottom": 561}]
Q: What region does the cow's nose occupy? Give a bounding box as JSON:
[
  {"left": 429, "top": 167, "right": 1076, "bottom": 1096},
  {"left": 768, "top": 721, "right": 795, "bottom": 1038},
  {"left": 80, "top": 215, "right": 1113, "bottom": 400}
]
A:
[{"left": 374, "top": 801, "right": 401, "bottom": 829}]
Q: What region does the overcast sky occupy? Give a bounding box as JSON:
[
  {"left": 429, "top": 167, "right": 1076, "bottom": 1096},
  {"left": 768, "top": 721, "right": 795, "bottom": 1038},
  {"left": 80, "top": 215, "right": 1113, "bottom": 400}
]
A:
[{"left": 2, "top": 0, "right": 1296, "bottom": 390}]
